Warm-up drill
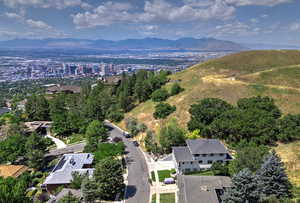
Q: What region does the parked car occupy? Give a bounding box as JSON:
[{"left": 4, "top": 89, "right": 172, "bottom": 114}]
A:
[
  {"left": 123, "top": 132, "right": 131, "bottom": 138},
  {"left": 164, "top": 178, "right": 175, "bottom": 184},
  {"left": 113, "top": 137, "right": 123, "bottom": 143},
  {"left": 133, "top": 141, "right": 139, "bottom": 147}
]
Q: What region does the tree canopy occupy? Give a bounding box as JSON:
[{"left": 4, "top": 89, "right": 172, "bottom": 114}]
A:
[
  {"left": 188, "top": 98, "right": 233, "bottom": 131},
  {"left": 93, "top": 158, "right": 124, "bottom": 200},
  {"left": 151, "top": 89, "right": 169, "bottom": 102},
  {"left": 84, "top": 120, "right": 108, "bottom": 153},
  {"left": 153, "top": 103, "right": 176, "bottom": 119},
  {"left": 159, "top": 119, "right": 186, "bottom": 153},
  {"left": 25, "top": 94, "right": 50, "bottom": 121}
]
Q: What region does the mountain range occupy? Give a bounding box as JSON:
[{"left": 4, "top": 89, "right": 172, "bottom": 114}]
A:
[{"left": 0, "top": 37, "right": 246, "bottom": 51}]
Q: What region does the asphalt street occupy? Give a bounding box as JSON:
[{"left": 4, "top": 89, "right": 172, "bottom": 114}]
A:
[{"left": 105, "top": 122, "right": 150, "bottom": 203}]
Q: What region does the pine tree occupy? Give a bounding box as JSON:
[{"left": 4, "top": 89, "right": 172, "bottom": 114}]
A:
[
  {"left": 58, "top": 191, "right": 80, "bottom": 203},
  {"left": 84, "top": 120, "right": 108, "bottom": 153},
  {"left": 25, "top": 132, "right": 49, "bottom": 169},
  {"left": 222, "top": 168, "right": 259, "bottom": 203},
  {"left": 81, "top": 178, "right": 98, "bottom": 203},
  {"left": 93, "top": 158, "right": 124, "bottom": 201},
  {"left": 25, "top": 94, "right": 50, "bottom": 121},
  {"left": 256, "top": 150, "right": 292, "bottom": 200}
]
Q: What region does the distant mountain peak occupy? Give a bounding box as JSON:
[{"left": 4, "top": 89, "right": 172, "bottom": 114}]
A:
[{"left": 0, "top": 37, "right": 246, "bottom": 51}]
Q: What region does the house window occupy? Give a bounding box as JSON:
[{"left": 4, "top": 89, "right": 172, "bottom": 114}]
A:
[
  {"left": 210, "top": 154, "right": 214, "bottom": 157},
  {"left": 208, "top": 160, "right": 213, "bottom": 164},
  {"left": 219, "top": 153, "right": 224, "bottom": 156},
  {"left": 198, "top": 160, "right": 203, "bottom": 164},
  {"left": 202, "top": 154, "right": 207, "bottom": 157},
  {"left": 179, "top": 163, "right": 181, "bottom": 167},
  {"left": 190, "top": 162, "right": 193, "bottom": 165},
  {"left": 217, "top": 160, "right": 223, "bottom": 163},
  {"left": 194, "top": 154, "right": 200, "bottom": 157},
  {"left": 182, "top": 162, "right": 185, "bottom": 165}
]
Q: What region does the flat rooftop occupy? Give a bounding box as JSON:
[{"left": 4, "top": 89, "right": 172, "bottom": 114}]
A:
[{"left": 44, "top": 153, "right": 94, "bottom": 185}]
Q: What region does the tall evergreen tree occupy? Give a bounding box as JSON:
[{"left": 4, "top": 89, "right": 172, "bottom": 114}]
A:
[
  {"left": 25, "top": 94, "right": 50, "bottom": 121},
  {"left": 81, "top": 178, "right": 98, "bottom": 203},
  {"left": 84, "top": 120, "right": 108, "bottom": 153},
  {"left": 25, "top": 132, "right": 50, "bottom": 169},
  {"left": 93, "top": 158, "right": 124, "bottom": 201},
  {"left": 222, "top": 168, "right": 259, "bottom": 203},
  {"left": 256, "top": 151, "right": 292, "bottom": 200}
]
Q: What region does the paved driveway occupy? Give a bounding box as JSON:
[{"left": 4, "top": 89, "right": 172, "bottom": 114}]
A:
[
  {"left": 47, "top": 142, "right": 85, "bottom": 156},
  {"left": 105, "top": 122, "right": 150, "bottom": 203}
]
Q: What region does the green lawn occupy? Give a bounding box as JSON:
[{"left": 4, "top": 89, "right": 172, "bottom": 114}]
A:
[
  {"left": 65, "top": 133, "right": 85, "bottom": 144},
  {"left": 157, "top": 169, "right": 176, "bottom": 182},
  {"left": 151, "top": 171, "right": 156, "bottom": 182},
  {"left": 160, "top": 193, "right": 175, "bottom": 203},
  {"left": 151, "top": 194, "right": 156, "bottom": 203},
  {"left": 185, "top": 170, "right": 214, "bottom": 176}
]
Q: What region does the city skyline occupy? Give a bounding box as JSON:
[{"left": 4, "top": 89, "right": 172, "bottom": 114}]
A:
[{"left": 0, "top": 0, "right": 300, "bottom": 45}]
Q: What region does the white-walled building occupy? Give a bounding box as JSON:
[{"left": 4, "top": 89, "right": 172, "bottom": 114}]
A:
[{"left": 172, "top": 139, "right": 232, "bottom": 174}]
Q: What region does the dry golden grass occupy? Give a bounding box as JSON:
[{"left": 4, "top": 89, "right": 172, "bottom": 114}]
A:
[{"left": 275, "top": 141, "right": 300, "bottom": 187}]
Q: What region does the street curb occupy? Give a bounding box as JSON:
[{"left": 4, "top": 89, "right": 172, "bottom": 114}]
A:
[{"left": 106, "top": 120, "right": 152, "bottom": 203}]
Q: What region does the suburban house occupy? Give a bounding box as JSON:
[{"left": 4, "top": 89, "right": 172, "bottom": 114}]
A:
[
  {"left": 43, "top": 153, "right": 94, "bottom": 193},
  {"left": 177, "top": 175, "right": 231, "bottom": 203},
  {"left": 0, "top": 164, "right": 29, "bottom": 178},
  {"left": 172, "top": 139, "right": 232, "bottom": 174},
  {"left": 24, "top": 121, "right": 52, "bottom": 134}
]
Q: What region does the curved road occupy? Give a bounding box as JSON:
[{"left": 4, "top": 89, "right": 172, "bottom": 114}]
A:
[{"left": 105, "top": 122, "right": 150, "bottom": 203}]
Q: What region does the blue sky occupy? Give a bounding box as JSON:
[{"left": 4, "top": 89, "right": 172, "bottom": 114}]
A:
[{"left": 0, "top": 0, "right": 300, "bottom": 45}]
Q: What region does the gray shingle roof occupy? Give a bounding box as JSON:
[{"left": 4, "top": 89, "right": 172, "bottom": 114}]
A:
[
  {"left": 177, "top": 175, "right": 232, "bottom": 203},
  {"left": 172, "top": 146, "right": 194, "bottom": 162},
  {"left": 44, "top": 153, "right": 94, "bottom": 185},
  {"left": 186, "top": 139, "right": 228, "bottom": 155}
]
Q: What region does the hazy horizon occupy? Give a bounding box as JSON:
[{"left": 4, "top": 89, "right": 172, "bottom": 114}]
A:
[{"left": 0, "top": 0, "right": 300, "bottom": 45}]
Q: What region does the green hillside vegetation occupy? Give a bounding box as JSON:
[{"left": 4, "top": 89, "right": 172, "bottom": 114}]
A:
[
  {"left": 123, "top": 50, "right": 300, "bottom": 131},
  {"left": 239, "top": 65, "right": 300, "bottom": 88},
  {"left": 122, "top": 50, "right": 300, "bottom": 190},
  {"left": 201, "top": 50, "right": 300, "bottom": 74}
]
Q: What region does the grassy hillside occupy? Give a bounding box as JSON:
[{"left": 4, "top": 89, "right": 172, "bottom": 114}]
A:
[
  {"left": 123, "top": 50, "right": 300, "bottom": 131},
  {"left": 122, "top": 50, "right": 300, "bottom": 188}
]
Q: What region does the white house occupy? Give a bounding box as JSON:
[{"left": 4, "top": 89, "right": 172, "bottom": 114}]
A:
[{"left": 172, "top": 139, "right": 232, "bottom": 174}]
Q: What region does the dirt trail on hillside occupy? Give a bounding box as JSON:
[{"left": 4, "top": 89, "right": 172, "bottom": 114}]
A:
[
  {"left": 239, "top": 64, "right": 300, "bottom": 78},
  {"left": 202, "top": 74, "right": 300, "bottom": 92}
]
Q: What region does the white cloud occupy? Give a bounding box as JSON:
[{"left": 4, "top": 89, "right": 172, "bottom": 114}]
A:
[
  {"left": 213, "top": 21, "right": 259, "bottom": 37},
  {"left": 139, "top": 25, "right": 159, "bottom": 36},
  {"left": 225, "top": 0, "right": 293, "bottom": 6},
  {"left": 1, "top": 0, "right": 91, "bottom": 9},
  {"left": 0, "top": 29, "right": 67, "bottom": 39},
  {"left": 261, "top": 14, "right": 269, "bottom": 18},
  {"left": 26, "top": 19, "right": 53, "bottom": 30},
  {"left": 72, "top": 2, "right": 134, "bottom": 28},
  {"left": 4, "top": 12, "right": 24, "bottom": 21},
  {"left": 72, "top": 0, "right": 236, "bottom": 29},
  {"left": 250, "top": 18, "right": 259, "bottom": 23},
  {"left": 289, "top": 22, "right": 300, "bottom": 31},
  {"left": 3, "top": 10, "right": 67, "bottom": 38}
]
